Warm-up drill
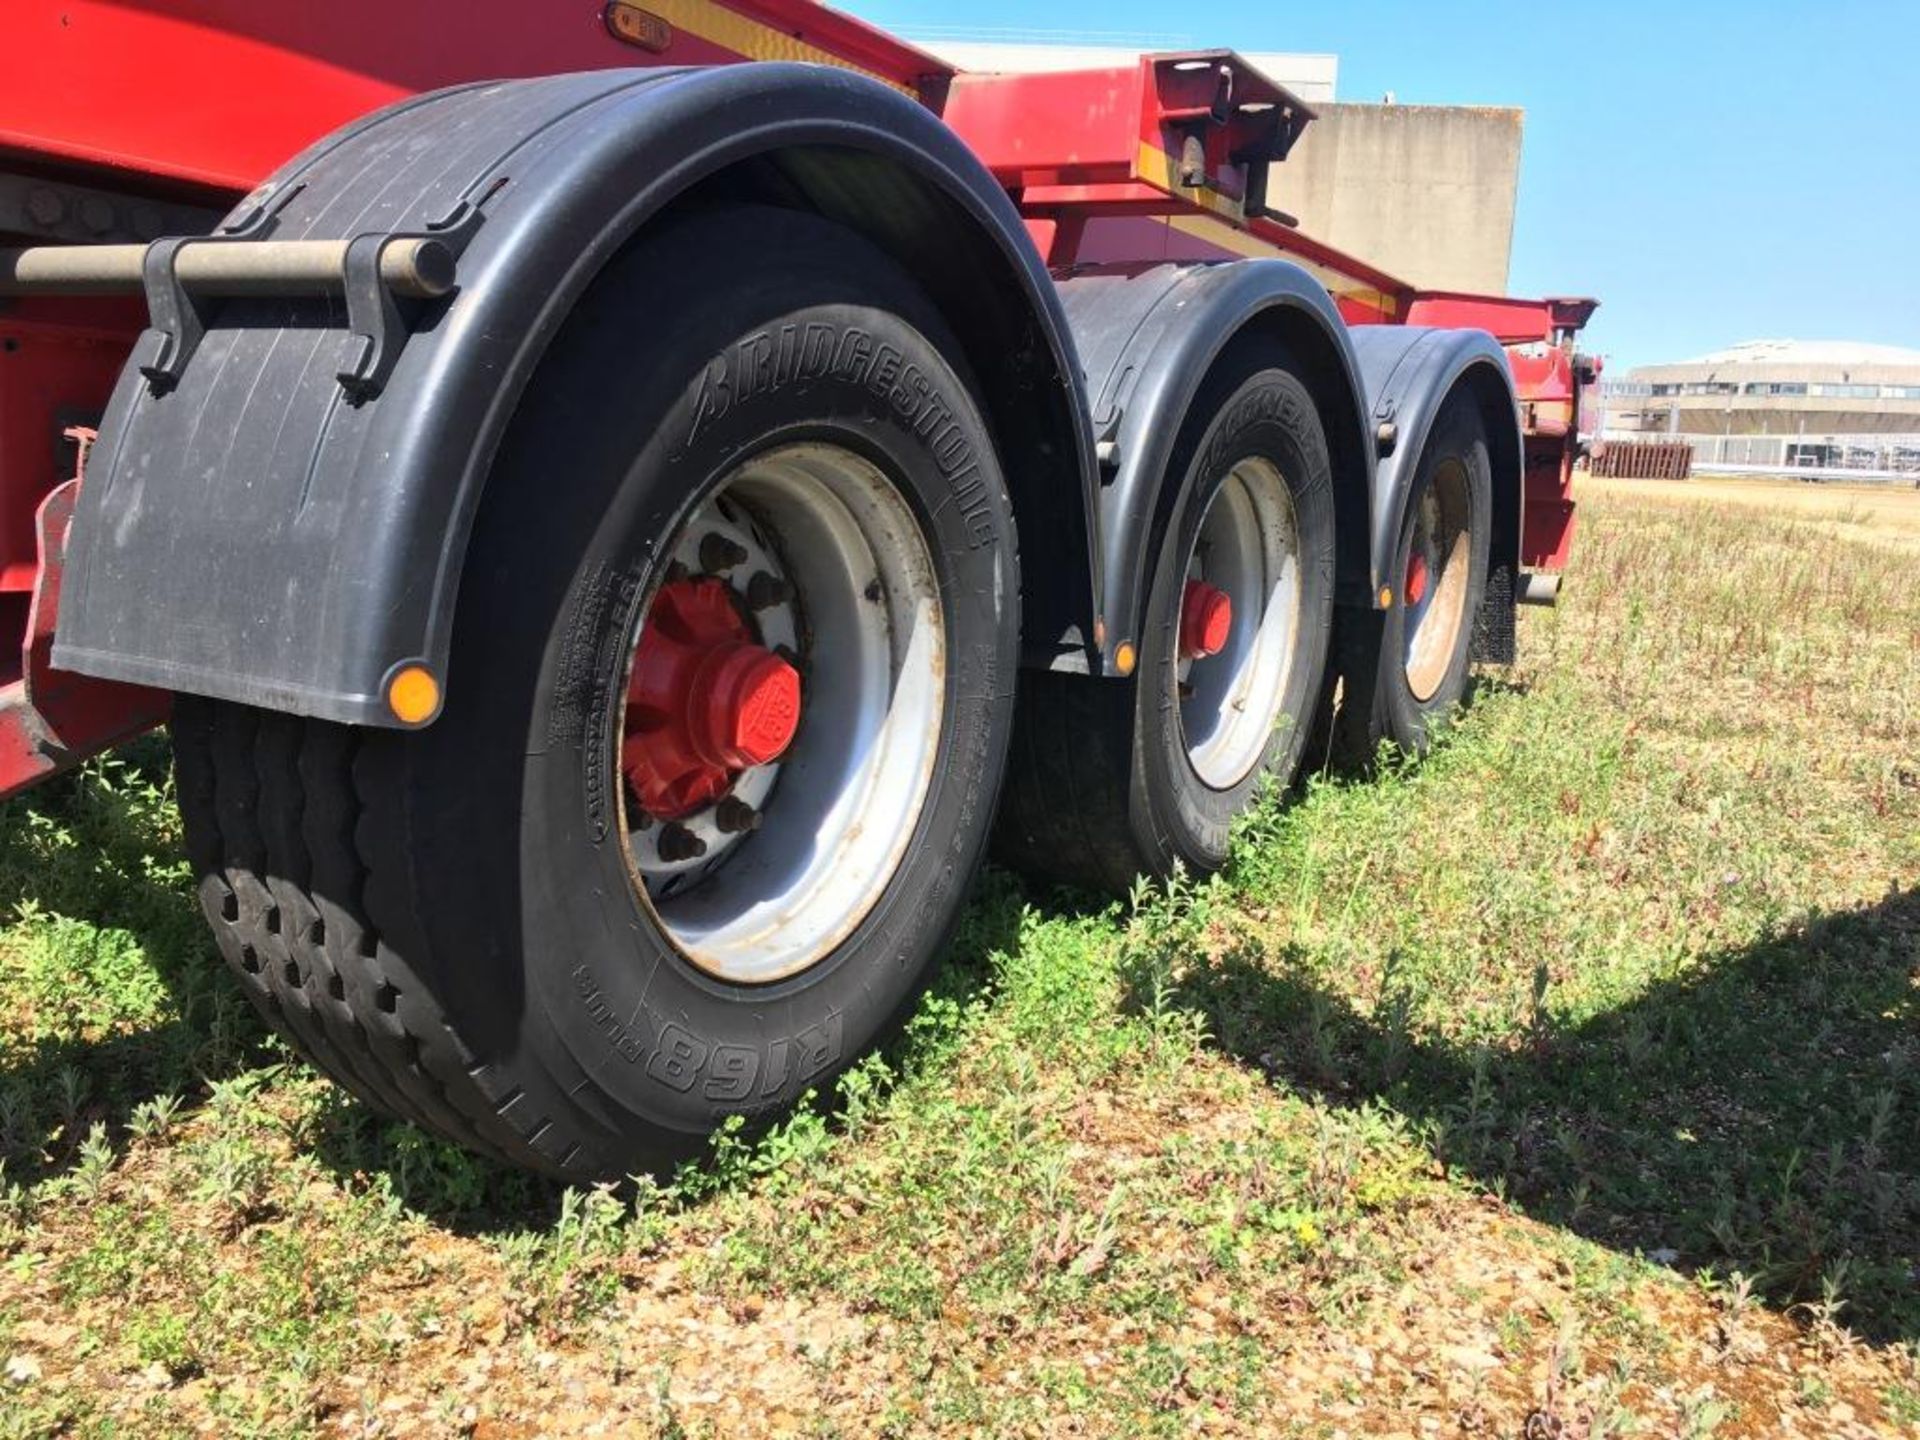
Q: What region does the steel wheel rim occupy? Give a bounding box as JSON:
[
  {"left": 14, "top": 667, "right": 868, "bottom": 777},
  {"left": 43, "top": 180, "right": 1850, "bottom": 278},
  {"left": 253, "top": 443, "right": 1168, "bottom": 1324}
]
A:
[
  {"left": 1402, "top": 459, "right": 1473, "bottom": 703},
  {"left": 1176, "top": 457, "right": 1303, "bottom": 791},
  {"left": 615, "top": 442, "right": 945, "bottom": 985}
]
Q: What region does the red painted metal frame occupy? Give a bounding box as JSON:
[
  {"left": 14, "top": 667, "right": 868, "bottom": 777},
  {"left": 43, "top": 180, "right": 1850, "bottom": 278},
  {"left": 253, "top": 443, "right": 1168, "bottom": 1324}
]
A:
[
  {"left": 0, "top": 0, "right": 1595, "bottom": 799},
  {"left": 942, "top": 53, "right": 1414, "bottom": 323},
  {"left": 1405, "top": 294, "right": 1599, "bottom": 345},
  {"left": 944, "top": 53, "right": 1307, "bottom": 202},
  {"left": 0, "top": 0, "right": 948, "bottom": 192}
]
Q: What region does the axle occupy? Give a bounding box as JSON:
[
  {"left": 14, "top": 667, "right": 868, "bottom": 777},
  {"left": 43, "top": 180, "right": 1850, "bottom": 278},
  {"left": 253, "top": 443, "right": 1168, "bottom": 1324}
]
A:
[{"left": 0, "top": 237, "right": 456, "bottom": 298}]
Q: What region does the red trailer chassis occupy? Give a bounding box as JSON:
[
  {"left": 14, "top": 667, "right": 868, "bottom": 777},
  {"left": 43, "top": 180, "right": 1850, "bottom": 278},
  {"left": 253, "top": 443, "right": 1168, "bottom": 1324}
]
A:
[{"left": 0, "top": 0, "right": 1593, "bottom": 799}]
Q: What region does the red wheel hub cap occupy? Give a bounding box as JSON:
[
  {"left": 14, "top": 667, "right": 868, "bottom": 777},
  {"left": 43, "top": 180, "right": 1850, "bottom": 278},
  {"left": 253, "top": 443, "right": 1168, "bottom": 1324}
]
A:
[
  {"left": 623, "top": 578, "right": 801, "bottom": 820},
  {"left": 1405, "top": 551, "right": 1430, "bottom": 607},
  {"left": 1179, "top": 579, "right": 1233, "bottom": 660}
]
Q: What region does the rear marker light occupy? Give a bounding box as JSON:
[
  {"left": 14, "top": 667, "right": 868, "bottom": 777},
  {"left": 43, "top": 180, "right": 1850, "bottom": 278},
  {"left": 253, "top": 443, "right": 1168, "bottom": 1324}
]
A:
[{"left": 604, "top": 2, "right": 673, "bottom": 52}]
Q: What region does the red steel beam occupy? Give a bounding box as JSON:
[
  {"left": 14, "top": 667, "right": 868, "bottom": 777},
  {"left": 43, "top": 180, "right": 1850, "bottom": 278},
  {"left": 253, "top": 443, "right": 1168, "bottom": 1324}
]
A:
[
  {"left": 1407, "top": 293, "right": 1600, "bottom": 345},
  {"left": 0, "top": 0, "right": 950, "bottom": 193}
]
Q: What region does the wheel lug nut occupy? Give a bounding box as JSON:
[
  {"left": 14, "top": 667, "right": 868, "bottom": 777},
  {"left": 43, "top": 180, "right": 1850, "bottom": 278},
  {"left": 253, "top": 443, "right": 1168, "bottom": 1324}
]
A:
[
  {"left": 745, "top": 570, "right": 794, "bottom": 611},
  {"left": 656, "top": 823, "right": 707, "bottom": 863},
  {"left": 714, "top": 797, "right": 762, "bottom": 834},
  {"left": 699, "top": 532, "right": 749, "bottom": 573}
]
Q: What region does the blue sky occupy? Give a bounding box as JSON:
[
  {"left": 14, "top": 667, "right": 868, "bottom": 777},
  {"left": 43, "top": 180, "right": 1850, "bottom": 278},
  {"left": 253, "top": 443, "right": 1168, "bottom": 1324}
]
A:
[{"left": 849, "top": 0, "right": 1920, "bottom": 370}]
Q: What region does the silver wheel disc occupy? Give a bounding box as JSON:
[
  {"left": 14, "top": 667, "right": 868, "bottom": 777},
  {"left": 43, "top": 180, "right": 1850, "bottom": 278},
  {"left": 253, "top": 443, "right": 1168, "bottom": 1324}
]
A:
[
  {"left": 1176, "top": 457, "right": 1304, "bottom": 790},
  {"left": 1401, "top": 458, "right": 1473, "bottom": 704},
  {"left": 616, "top": 443, "right": 945, "bottom": 985}
]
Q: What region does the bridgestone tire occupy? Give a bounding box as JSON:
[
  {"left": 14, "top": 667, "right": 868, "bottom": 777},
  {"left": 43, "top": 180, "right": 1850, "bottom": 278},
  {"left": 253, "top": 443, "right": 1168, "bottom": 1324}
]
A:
[
  {"left": 995, "top": 342, "right": 1336, "bottom": 893},
  {"left": 1320, "top": 396, "right": 1492, "bottom": 769},
  {"left": 172, "top": 206, "right": 1020, "bottom": 1180}
]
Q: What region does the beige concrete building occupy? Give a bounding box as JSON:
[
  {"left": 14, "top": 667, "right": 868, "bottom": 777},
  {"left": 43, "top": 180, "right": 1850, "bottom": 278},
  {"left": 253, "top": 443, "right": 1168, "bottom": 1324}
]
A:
[
  {"left": 1600, "top": 341, "right": 1920, "bottom": 476},
  {"left": 1273, "top": 104, "right": 1522, "bottom": 295},
  {"left": 1607, "top": 341, "right": 1920, "bottom": 437}
]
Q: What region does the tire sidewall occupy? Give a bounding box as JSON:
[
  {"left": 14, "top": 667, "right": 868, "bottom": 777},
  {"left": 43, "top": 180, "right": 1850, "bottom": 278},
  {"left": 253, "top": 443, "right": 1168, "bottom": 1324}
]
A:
[
  {"left": 1134, "top": 363, "right": 1337, "bottom": 871},
  {"left": 432, "top": 216, "right": 1017, "bottom": 1154}
]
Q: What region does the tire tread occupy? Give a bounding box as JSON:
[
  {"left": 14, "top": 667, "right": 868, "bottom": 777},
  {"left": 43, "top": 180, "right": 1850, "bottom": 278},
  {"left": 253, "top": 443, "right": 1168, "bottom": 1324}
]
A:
[
  {"left": 173, "top": 695, "right": 584, "bottom": 1175},
  {"left": 996, "top": 670, "right": 1141, "bottom": 893}
]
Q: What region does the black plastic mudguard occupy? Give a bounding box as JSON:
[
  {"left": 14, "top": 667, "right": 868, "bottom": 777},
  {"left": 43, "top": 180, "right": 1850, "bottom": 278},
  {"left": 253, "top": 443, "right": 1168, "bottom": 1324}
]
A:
[
  {"left": 1056, "top": 260, "right": 1375, "bottom": 673},
  {"left": 55, "top": 65, "right": 1097, "bottom": 725},
  {"left": 1345, "top": 325, "right": 1523, "bottom": 590}
]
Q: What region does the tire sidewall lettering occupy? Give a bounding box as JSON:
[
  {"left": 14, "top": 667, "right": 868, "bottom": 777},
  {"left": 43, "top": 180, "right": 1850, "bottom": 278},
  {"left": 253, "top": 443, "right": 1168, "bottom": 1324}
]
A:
[{"left": 684, "top": 319, "right": 999, "bottom": 551}]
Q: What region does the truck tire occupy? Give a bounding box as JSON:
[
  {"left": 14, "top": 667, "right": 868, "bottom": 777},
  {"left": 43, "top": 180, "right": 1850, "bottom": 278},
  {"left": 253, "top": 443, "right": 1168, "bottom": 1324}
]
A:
[
  {"left": 1321, "top": 395, "right": 1492, "bottom": 768},
  {"left": 172, "top": 206, "right": 1019, "bottom": 1179},
  {"left": 996, "top": 342, "right": 1336, "bottom": 892}
]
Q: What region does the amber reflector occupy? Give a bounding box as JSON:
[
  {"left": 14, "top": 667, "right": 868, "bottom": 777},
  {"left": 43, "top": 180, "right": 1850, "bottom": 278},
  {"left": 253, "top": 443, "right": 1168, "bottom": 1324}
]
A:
[
  {"left": 386, "top": 665, "right": 442, "bottom": 725},
  {"left": 604, "top": 2, "right": 673, "bottom": 52}
]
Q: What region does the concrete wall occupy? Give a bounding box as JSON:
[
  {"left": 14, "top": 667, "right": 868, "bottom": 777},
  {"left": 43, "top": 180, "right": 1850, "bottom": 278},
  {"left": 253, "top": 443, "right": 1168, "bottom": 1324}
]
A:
[{"left": 1274, "top": 104, "right": 1523, "bottom": 295}]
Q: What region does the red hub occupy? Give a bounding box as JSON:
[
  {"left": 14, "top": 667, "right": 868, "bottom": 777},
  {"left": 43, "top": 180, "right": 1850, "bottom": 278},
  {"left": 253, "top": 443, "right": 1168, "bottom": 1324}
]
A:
[
  {"left": 622, "top": 578, "right": 801, "bottom": 820},
  {"left": 1179, "top": 579, "right": 1233, "bottom": 660},
  {"left": 1404, "top": 551, "right": 1430, "bottom": 607}
]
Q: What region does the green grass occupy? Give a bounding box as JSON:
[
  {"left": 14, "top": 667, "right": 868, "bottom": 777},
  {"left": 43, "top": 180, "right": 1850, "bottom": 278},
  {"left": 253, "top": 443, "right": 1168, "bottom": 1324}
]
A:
[{"left": 0, "top": 483, "right": 1914, "bottom": 1436}]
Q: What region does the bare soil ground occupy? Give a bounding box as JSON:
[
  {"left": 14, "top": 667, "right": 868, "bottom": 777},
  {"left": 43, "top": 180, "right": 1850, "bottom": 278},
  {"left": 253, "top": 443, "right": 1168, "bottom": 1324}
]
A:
[{"left": 0, "top": 484, "right": 1914, "bottom": 1437}]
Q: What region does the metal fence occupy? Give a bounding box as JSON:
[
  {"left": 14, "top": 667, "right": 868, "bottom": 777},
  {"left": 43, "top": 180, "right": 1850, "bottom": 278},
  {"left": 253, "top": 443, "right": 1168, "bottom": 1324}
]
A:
[
  {"left": 1597, "top": 430, "right": 1920, "bottom": 482},
  {"left": 1590, "top": 439, "right": 1693, "bottom": 479}
]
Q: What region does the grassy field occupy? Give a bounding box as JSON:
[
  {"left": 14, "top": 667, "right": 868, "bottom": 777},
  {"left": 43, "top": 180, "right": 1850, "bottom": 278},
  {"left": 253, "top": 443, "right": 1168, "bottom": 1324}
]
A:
[
  {"left": 1584, "top": 473, "right": 1920, "bottom": 556},
  {"left": 0, "top": 477, "right": 1915, "bottom": 1437}
]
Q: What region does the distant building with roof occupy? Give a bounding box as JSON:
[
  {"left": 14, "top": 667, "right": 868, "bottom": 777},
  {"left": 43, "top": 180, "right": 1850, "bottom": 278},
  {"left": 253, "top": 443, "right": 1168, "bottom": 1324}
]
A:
[{"left": 1599, "top": 341, "right": 1920, "bottom": 477}]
